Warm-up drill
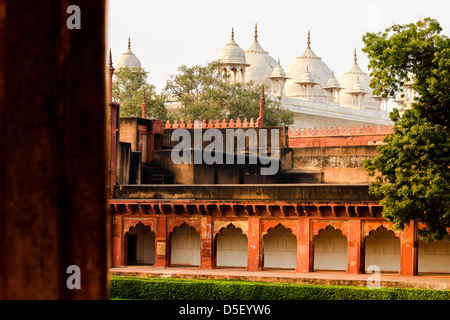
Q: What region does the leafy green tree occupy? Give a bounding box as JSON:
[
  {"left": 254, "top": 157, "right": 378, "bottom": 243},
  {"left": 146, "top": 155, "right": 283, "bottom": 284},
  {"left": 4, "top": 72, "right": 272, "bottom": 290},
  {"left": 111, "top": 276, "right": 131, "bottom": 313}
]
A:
[
  {"left": 164, "top": 61, "right": 294, "bottom": 126},
  {"left": 113, "top": 67, "right": 168, "bottom": 120},
  {"left": 362, "top": 18, "right": 450, "bottom": 241}
]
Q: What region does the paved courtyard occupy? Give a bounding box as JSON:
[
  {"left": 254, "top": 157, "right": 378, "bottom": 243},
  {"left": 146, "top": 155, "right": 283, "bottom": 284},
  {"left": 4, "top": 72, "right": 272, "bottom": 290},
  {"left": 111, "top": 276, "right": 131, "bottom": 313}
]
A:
[{"left": 110, "top": 266, "right": 450, "bottom": 290}]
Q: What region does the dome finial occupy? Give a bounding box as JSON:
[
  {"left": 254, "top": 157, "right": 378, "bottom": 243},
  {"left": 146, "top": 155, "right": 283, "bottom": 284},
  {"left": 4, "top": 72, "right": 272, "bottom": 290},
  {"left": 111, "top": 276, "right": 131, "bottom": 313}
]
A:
[
  {"left": 307, "top": 30, "right": 311, "bottom": 48},
  {"left": 254, "top": 23, "right": 258, "bottom": 41},
  {"left": 277, "top": 58, "right": 280, "bottom": 65},
  {"left": 354, "top": 48, "right": 357, "bottom": 64},
  {"left": 128, "top": 37, "right": 131, "bottom": 50},
  {"left": 231, "top": 27, "right": 234, "bottom": 40}
]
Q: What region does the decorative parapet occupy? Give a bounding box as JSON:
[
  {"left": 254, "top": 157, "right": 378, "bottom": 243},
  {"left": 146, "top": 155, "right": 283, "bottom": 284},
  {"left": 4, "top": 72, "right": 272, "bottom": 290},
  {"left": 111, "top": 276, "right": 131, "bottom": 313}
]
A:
[
  {"left": 164, "top": 118, "right": 258, "bottom": 129},
  {"left": 288, "top": 124, "right": 393, "bottom": 137},
  {"left": 163, "top": 121, "right": 392, "bottom": 136}
]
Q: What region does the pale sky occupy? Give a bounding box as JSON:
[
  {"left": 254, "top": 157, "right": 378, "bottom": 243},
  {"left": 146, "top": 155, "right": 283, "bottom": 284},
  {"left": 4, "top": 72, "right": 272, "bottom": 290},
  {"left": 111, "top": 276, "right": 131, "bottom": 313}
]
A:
[{"left": 106, "top": 0, "right": 450, "bottom": 94}]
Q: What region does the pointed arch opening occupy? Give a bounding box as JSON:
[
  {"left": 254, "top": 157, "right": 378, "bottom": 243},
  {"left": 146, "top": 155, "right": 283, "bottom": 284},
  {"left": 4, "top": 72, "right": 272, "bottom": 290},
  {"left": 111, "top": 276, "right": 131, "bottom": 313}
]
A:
[
  {"left": 215, "top": 223, "right": 248, "bottom": 268},
  {"left": 263, "top": 224, "right": 296, "bottom": 269},
  {"left": 364, "top": 226, "right": 400, "bottom": 273},
  {"left": 169, "top": 223, "right": 200, "bottom": 267},
  {"left": 125, "top": 222, "right": 155, "bottom": 265},
  {"left": 313, "top": 225, "right": 347, "bottom": 271}
]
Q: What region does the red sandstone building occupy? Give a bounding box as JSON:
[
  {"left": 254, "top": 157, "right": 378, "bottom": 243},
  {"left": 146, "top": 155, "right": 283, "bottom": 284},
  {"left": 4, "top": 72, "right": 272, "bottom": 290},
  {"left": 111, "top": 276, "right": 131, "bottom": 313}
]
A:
[{"left": 107, "top": 62, "right": 450, "bottom": 277}]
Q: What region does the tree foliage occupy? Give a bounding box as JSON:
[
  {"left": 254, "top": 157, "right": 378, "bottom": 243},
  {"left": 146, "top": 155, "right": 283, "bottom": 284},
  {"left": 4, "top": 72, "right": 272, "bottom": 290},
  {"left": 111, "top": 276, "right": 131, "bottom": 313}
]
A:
[
  {"left": 362, "top": 18, "right": 450, "bottom": 126},
  {"left": 112, "top": 67, "right": 167, "bottom": 120},
  {"left": 164, "top": 61, "right": 294, "bottom": 126},
  {"left": 362, "top": 18, "right": 450, "bottom": 241}
]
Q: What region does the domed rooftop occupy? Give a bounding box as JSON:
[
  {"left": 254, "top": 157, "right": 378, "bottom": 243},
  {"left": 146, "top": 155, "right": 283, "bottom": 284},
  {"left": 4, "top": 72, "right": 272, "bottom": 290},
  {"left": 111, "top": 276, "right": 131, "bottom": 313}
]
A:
[
  {"left": 296, "top": 65, "right": 318, "bottom": 84},
  {"left": 350, "top": 76, "right": 366, "bottom": 93},
  {"left": 116, "top": 38, "right": 142, "bottom": 69},
  {"left": 338, "top": 49, "right": 379, "bottom": 109},
  {"left": 218, "top": 28, "right": 248, "bottom": 65},
  {"left": 285, "top": 31, "right": 333, "bottom": 99},
  {"left": 323, "top": 71, "right": 341, "bottom": 89},
  {"left": 244, "top": 24, "right": 277, "bottom": 89},
  {"left": 268, "top": 59, "right": 289, "bottom": 78}
]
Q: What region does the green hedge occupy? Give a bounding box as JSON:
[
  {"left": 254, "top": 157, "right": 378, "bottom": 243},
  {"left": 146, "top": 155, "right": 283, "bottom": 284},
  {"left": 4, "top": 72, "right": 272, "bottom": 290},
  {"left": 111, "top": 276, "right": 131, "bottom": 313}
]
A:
[{"left": 110, "top": 276, "right": 450, "bottom": 300}]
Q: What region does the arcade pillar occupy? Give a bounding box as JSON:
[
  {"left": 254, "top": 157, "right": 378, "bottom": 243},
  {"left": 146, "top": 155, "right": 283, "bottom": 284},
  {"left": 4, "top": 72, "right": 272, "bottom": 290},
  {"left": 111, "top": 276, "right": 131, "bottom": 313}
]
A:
[
  {"left": 112, "top": 215, "right": 123, "bottom": 267},
  {"left": 347, "top": 219, "right": 363, "bottom": 274},
  {"left": 296, "top": 218, "right": 313, "bottom": 272},
  {"left": 155, "top": 216, "right": 168, "bottom": 268},
  {"left": 247, "top": 217, "right": 262, "bottom": 271},
  {"left": 200, "top": 216, "right": 214, "bottom": 269},
  {"left": 400, "top": 220, "right": 418, "bottom": 276}
]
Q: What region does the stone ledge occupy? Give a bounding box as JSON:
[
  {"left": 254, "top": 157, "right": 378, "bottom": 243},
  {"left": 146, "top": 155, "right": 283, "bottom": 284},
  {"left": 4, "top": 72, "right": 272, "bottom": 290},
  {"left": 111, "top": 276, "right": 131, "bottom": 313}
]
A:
[{"left": 113, "top": 184, "right": 379, "bottom": 202}]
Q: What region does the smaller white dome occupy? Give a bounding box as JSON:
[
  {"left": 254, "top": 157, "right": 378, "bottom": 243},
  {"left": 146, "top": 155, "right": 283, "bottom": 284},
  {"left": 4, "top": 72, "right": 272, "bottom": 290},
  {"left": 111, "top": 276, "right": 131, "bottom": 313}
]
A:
[
  {"left": 116, "top": 38, "right": 141, "bottom": 69},
  {"left": 297, "top": 66, "right": 318, "bottom": 84},
  {"left": 350, "top": 76, "right": 366, "bottom": 93},
  {"left": 338, "top": 49, "right": 379, "bottom": 109},
  {"left": 323, "top": 71, "right": 341, "bottom": 89},
  {"left": 285, "top": 31, "right": 333, "bottom": 98},
  {"left": 218, "top": 29, "right": 247, "bottom": 65},
  {"left": 269, "top": 59, "right": 288, "bottom": 78}
]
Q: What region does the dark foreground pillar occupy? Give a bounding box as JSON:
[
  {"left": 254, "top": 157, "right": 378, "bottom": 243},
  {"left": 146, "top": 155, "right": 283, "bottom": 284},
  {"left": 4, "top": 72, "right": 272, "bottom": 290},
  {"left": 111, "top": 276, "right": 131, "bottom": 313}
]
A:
[{"left": 0, "top": 1, "right": 108, "bottom": 299}]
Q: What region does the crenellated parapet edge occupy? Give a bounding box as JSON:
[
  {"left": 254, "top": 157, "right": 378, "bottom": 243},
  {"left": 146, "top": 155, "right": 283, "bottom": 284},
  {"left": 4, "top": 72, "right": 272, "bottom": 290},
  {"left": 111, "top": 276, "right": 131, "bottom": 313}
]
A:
[
  {"left": 288, "top": 124, "right": 393, "bottom": 137},
  {"left": 164, "top": 118, "right": 263, "bottom": 129}
]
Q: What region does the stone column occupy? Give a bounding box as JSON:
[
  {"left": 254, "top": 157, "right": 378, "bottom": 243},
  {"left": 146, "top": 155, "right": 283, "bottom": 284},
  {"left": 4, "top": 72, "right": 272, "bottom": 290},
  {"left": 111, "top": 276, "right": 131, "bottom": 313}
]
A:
[
  {"left": 155, "top": 216, "right": 168, "bottom": 267},
  {"left": 296, "top": 218, "right": 313, "bottom": 272},
  {"left": 108, "top": 102, "right": 119, "bottom": 197},
  {"left": 247, "top": 217, "right": 262, "bottom": 271},
  {"left": 200, "top": 216, "right": 214, "bottom": 269},
  {"left": 347, "top": 219, "right": 363, "bottom": 274},
  {"left": 400, "top": 220, "right": 418, "bottom": 276},
  {"left": 112, "top": 215, "right": 123, "bottom": 267}
]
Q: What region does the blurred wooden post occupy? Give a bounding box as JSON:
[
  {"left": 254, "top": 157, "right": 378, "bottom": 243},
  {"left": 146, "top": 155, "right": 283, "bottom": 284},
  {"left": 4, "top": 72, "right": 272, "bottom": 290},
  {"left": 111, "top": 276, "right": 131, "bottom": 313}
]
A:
[{"left": 0, "top": 0, "right": 108, "bottom": 299}]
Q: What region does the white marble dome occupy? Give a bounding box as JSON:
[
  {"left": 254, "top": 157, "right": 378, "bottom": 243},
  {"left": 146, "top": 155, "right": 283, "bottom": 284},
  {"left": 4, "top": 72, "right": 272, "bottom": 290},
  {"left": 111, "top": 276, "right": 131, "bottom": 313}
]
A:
[
  {"left": 338, "top": 51, "right": 379, "bottom": 110},
  {"left": 116, "top": 38, "right": 141, "bottom": 69},
  {"left": 324, "top": 71, "right": 341, "bottom": 89},
  {"left": 285, "top": 32, "right": 332, "bottom": 99},
  {"left": 218, "top": 29, "right": 247, "bottom": 65},
  {"left": 270, "top": 59, "right": 288, "bottom": 78},
  {"left": 298, "top": 66, "right": 317, "bottom": 84},
  {"left": 244, "top": 25, "right": 277, "bottom": 89}
]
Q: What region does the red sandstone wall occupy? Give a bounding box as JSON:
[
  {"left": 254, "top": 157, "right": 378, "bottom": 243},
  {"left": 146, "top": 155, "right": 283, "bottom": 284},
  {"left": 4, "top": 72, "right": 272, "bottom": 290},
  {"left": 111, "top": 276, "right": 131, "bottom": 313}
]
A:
[{"left": 288, "top": 125, "right": 393, "bottom": 148}]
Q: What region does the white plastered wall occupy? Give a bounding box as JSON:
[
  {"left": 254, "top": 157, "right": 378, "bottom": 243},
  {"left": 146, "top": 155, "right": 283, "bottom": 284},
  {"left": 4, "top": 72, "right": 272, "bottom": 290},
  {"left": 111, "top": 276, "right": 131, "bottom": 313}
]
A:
[
  {"left": 313, "top": 226, "right": 347, "bottom": 271},
  {"left": 263, "top": 225, "right": 297, "bottom": 269},
  {"left": 418, "top": 239, "right": 450, "bottom": 273},
  {"left": 364, "top": 227, "right": 400, "bottom": 273},
  {"left": 216, "top": 224, "right": 248, "bottom": 268},
  {"left": 170, "top": 224, "right": 201, "bottom": 266}
]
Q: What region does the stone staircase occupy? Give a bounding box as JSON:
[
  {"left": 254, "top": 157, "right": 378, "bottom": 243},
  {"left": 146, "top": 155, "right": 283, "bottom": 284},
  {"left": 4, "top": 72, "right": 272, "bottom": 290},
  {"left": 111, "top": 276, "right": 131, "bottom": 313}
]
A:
[{"left": 141, "top": 165, "right": 174, "bottom": 184}]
